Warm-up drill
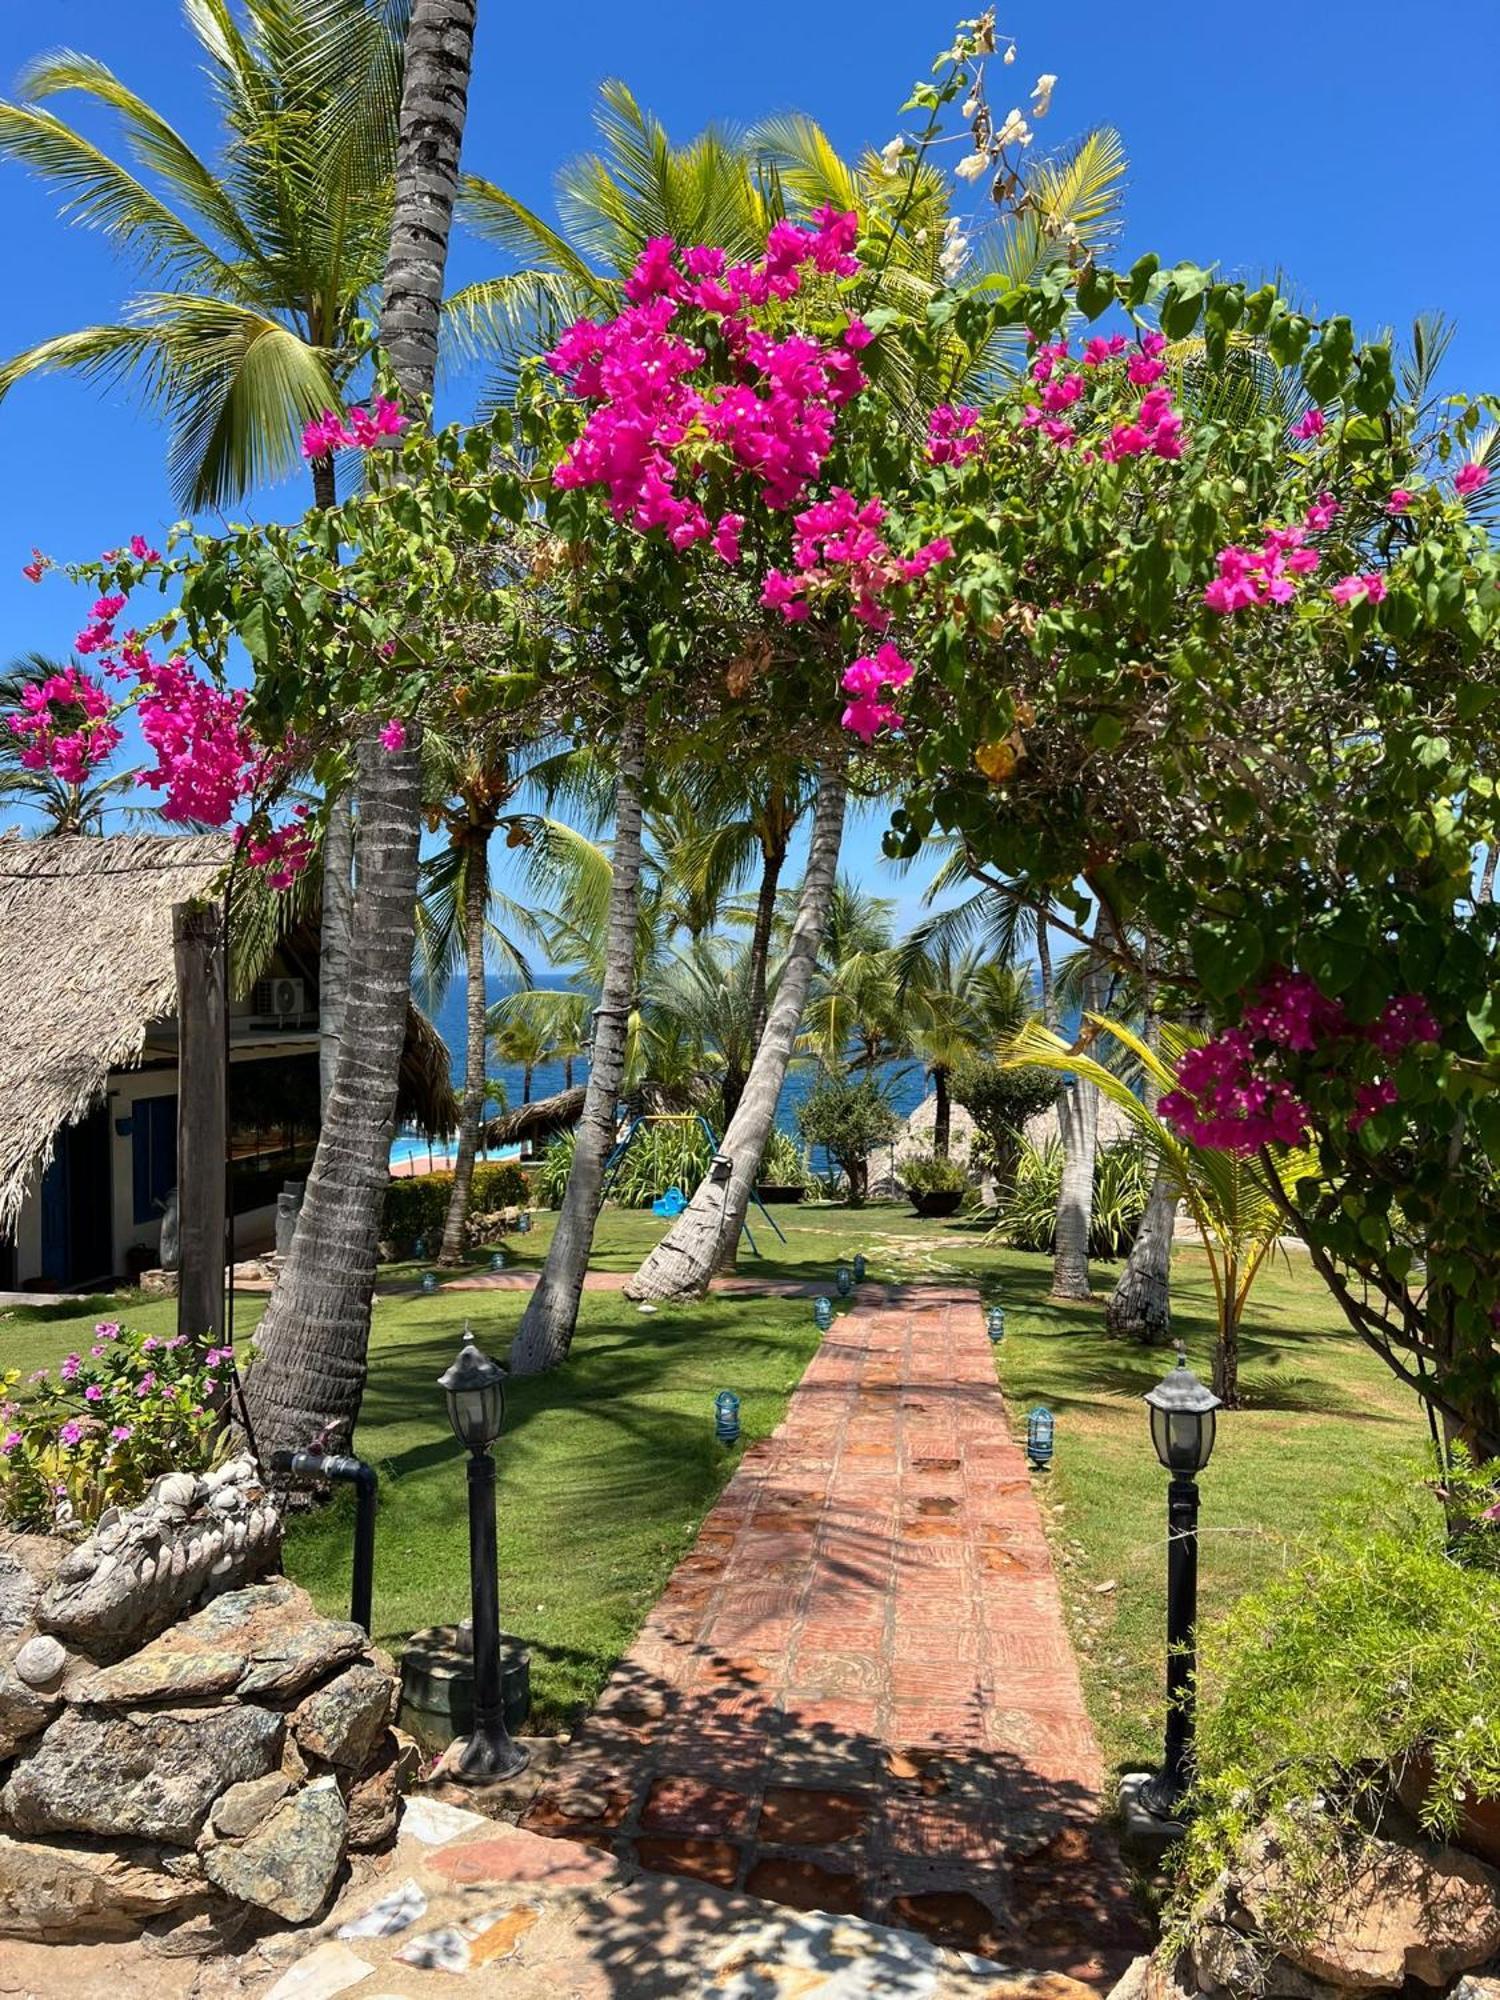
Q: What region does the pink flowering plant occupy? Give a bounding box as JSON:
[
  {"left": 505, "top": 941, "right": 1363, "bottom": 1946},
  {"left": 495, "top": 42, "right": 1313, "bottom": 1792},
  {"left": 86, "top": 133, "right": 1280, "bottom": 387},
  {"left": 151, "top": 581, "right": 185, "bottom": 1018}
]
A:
[{"left": 0, "top": 1324, "right": 224, "bottom": 1531}]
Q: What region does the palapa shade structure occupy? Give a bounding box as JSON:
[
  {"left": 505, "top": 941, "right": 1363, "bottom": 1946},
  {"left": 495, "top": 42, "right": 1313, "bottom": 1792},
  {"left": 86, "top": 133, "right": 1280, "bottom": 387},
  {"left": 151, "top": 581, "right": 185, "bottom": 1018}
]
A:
[
  {"left": 0, "top": 833, "right": 228, "bottom": 1235},
  {"left": 0, "top": 832, "right": 459, "bottom": 1239}
]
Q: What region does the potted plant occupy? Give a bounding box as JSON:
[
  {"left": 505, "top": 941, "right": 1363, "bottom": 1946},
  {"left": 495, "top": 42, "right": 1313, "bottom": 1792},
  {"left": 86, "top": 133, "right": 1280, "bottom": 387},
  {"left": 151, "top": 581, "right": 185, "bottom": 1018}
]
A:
[
  {"left": 902, "top": 1152, "right": 969, "bottom": 1218},
  {"left": 755, "top": 1129, "right": 812, "bottom": 1205}
]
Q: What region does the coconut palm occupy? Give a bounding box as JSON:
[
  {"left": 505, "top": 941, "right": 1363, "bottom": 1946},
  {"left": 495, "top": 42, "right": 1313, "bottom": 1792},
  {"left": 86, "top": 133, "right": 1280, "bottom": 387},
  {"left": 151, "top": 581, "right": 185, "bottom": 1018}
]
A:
[
  {"left": 800, "top": 881, "right": 905, "bottom": 1076},
  {"left": 1006, "top": 1015, "right": 1314, "bottom": 1406},
  {"left": 0, "top": 0, "right": 406, "bottom": 511},
  {"left": 895, "top": 938, "right": 1029, "bottom": 1159},
  {"left": 0, "top": 656, "right": 150, "bottom": 835},
  {"left": 243, "top": 0, "right": 480, "bottom": 1459}
]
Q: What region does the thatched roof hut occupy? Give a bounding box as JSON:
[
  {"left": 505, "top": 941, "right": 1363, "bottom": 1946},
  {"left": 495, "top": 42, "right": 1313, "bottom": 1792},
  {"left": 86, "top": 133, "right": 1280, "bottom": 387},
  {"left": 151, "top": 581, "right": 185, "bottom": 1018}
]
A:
[
  {"left": 0, "top": 834, "right": 228, "bottom": 1233},
  {"left": 0, "top": 833, "right": 457, "bottom": 1236},
  {"left": 481, "top": 1084, "right": 586, "bottom": 1151}
]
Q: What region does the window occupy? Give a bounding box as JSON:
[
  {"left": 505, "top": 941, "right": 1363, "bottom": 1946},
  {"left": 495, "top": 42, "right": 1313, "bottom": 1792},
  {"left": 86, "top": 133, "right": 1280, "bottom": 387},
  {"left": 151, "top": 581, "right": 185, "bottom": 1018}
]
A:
[{"left": 131, "top": 1094, "right": 177, "bottom": 1226}]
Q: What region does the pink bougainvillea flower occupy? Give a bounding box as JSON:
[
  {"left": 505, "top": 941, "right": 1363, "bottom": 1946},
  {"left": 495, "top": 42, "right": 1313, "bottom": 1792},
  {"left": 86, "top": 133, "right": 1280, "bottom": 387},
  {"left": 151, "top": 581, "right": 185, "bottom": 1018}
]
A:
[
  {"left": 1386, "top": 488, "right": 1414, "bottom": 514},
  {"left": 1082, "top": 333, "right": 1128, "bottom": 366},
  {"left": 1291, "top": 407, "right": 1327, "bottom": 441},
  {"left": 1455, "top": 461, "right": 1492, "bottom": 498},
  {"left": 711, "top": 513, "right": 744, "bottom": 564},
  {"left": 1330, "top": 571, "right": 1388, "bottom": 607},
  {"left": 301, "top": 409, "right": 354, "bottom": 459},
  {"left": 378, "top": 719, "right": 407, "bottom": 752},
  {"left": 927, "top": 403, "right": 983, "bottom": 465},
  {"left": 1350, "top": 1077, "right": 1399, "bottom": 1131},
  {"left": 1304, "top": 492, "right": 1341, "bottom": 534},
  {"left": 129, "top": 533, "right": 162, "bottom": 561},
  {"left": 21, "top": 560, "right": 42, "bottom": 583}
]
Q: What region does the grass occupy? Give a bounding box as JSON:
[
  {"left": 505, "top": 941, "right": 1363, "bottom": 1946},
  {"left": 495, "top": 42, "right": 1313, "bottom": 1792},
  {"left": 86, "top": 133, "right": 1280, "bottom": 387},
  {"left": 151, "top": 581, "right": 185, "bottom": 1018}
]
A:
[{"left": 0, "top": 1200, "right": 1427, "bottom": 1753}]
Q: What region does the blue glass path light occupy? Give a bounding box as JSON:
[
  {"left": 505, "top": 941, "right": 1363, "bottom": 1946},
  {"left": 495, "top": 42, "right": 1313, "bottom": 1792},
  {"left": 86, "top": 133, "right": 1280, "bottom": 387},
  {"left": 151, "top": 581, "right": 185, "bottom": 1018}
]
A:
[
  {"left": 714, "top": 1391, "right": 741, "bottom": 1445},
  {"left": 852, "top": 1254, "right": 867, "bottom": 1283},
  {"left": 490, "top": 1249, "right": 507, "bottom": 1272},
  {"left": 1140, "top": 1348, "right": 1221, "bottom": 1817},
  {"left": 1026, "top": 1406, "right": 1055, "bottom": 1470},
  {"left": 438, "top": 1325, "right": 529, "bottom": 1783},
  {"left": 420, "top": 1271, "right": 439, "bottom": 1295},
  {"left": 813, "top": 1295, "right": 834, "bottom": 1331},
  {"left": 987, "top": 1304, "right": 1006, "bottom": 1344},
  {"left": 516, "top": 1211, "right": 532, "bottom": 1234},
  {"left": 836, "top": 1263, "right": 853, "bottom": 1297},
  {"left": 413, "top": 1236, "right": 427, "bottom": 1260}
]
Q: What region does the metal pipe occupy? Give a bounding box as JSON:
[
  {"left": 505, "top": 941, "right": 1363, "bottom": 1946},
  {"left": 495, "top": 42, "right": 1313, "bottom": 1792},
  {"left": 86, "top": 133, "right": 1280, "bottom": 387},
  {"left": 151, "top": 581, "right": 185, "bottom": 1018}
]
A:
[{"left": 268, "top": 1449, "right": 377, "bottom": 1634}]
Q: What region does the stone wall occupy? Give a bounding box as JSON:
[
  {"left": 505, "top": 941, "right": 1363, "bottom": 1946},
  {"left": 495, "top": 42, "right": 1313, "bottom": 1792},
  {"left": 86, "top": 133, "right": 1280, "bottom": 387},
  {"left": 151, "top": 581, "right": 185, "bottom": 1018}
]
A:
[{"left": 0, "top": 1459, "right": 411, "bottom": 1942}]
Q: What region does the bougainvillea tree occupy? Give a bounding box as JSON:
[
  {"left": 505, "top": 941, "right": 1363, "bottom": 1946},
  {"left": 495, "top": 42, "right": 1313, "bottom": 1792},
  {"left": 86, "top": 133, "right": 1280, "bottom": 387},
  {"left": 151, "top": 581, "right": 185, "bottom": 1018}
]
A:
[{"left": 876, "top": 250, "right": 1500, "bottom": 1456}]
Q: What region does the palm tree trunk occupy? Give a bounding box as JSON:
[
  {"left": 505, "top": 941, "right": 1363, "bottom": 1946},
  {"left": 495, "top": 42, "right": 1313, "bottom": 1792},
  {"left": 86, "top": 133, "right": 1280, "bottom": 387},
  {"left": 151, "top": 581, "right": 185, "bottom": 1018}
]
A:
[
  {"left": 242, "top": 732, "right": 424, "bottom": 1456},
  {"left": 439, "top": 834, "right": 488, "bottom": 1265},
  {"left": 625, "top": 762, "right": 848, "bottom": 1301},
  {"left": 1481, "top": 844, "right": 1499, "bottom": 906},
  {"left": 932, "top": 1066, "right": 952, "bottom": 1158},
  {"left": 318, "top": 789, "right": 355, "bottom": 1113},
  {"left": 379, "top": 0, "right": 478, "bottom": 401},
  {"left": 522, "top": 1064, "right": 533, "bottom": 1105},
  {"left": 509, "top": 711, "right": 645, "bottom": 1376},
  {"left": 1214, "top": 1258, "right": 1241, "bottom": 1407},
  {"left": 1105, "top": 1175, "right": 1176, "bottom": 1342},
  {"left": 748, "top": 828, "right": 787, "bottom": 1048},
  {"left": 1051, "top": 1075, "right": 1098, "bottom": 1299},
  {"left": 245, "top": 0, "right": 477, "bottom": 1452},
  {"left": 1106, "top": 953, "right": 1174, "bottom": 1343}
]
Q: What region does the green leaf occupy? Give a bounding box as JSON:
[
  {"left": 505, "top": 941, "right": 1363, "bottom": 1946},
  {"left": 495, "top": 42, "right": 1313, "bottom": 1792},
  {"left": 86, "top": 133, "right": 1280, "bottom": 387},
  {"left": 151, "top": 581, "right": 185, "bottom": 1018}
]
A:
[{"left": 1191, "top": 920, "right": 1265, "bottom": 998}]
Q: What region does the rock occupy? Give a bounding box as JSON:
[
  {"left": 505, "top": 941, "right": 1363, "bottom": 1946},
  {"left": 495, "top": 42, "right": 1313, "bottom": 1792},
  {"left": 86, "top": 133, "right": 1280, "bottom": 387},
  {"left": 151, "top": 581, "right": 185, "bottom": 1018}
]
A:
[
  {"left": 1, "top": 1703, "right": 284, "bottom": 1843},
  {"left": 36, "top": 1484, "right": 281, "bottom": 1656},
  {"left": 77, "top": 1577, "right": 364, "bottom": 1706},
  {"left": 0, "top": 1538, "right": 57, "bottom": 1641},
  {"left": 1239, "top": 1829, "right": 1500, "bottom": 1991},
  {"left": 0, "top": 1831, "right": 209, "bottom": 1941},
  {"left": 1449, "top": 1980, "right": 1500, "bottom": 2000},
  {"left": 1107, "top": 1958, "right": 1153, "bottom": 2000},
  {"left": 0, "top": 1662, "right": 60, "bottom": 1759},
  {"left": 1191, "top": 1922, "right": 1342, "bottom": 1997},
  {"left": 294, "top": 1661, "right": 394, "bottom": 1771},
  {"left": 12, "top": 1635, "right": 66, "bottom": 1688},
  {"left": 202, "top": 1774, "right": 346, "bottom": 1922},
  {"left": 343, "top": 1728, "right": 420, "bottom": 1851},
  {"left": 206, "top": 1772, "right": 295, "bottom": 1842}
]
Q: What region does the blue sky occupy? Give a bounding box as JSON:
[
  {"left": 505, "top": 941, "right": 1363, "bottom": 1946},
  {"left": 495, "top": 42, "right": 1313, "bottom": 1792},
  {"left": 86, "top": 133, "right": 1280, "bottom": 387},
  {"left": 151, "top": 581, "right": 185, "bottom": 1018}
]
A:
[{"left": 1, "top": 0, "right": 1497, "bottom": 933}]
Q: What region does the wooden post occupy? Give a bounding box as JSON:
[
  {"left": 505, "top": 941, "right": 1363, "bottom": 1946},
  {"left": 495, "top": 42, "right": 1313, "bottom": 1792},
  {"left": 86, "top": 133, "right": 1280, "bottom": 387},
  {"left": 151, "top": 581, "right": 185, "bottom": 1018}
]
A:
[{"left": 173, "top": 900, "right": 227, "bottom": 1348}]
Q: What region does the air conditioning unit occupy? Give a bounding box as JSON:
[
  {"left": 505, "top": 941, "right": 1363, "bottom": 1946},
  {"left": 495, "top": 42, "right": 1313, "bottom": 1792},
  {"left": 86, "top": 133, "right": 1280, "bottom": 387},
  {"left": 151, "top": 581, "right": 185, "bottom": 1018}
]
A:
[{"left": 254, "top": 977, "right": 307, "bottom": 1020}]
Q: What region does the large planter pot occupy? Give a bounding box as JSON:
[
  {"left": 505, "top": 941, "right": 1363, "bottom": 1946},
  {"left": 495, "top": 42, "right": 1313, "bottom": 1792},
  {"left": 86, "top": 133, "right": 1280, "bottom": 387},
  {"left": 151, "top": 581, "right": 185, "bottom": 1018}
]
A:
[
  {"left": 910, "top": 1189, "right": 964, "bottom": 1219},
  {"left": 755, "top": 1183, "right": 807, "bottom": 1205},
  {"left": 1396, "top": 1748, "right": 1500, "bottom": 1867}
]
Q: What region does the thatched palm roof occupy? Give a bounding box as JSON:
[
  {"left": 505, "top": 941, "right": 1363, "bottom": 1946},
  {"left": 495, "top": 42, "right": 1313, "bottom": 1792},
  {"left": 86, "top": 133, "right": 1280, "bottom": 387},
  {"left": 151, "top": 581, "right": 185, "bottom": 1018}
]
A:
[
  {"left": 0, "top": 833, "right": 228, "bottom": 1232},
  {"left": 481, "top": 1084, "right": 586, "bottom": 1151},
  {"left": 0, "top": 832, "right": 458, "bottom": 1232}
]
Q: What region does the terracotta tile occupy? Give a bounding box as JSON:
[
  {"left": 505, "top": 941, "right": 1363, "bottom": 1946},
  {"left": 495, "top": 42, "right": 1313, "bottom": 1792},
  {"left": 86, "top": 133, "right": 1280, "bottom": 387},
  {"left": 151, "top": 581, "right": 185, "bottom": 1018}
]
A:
[
  {"left": 744, "top": 1854, "right": 865, "bottom": 1916},
  {"left": 632, "top": 1835, "right": 741, "bottom": 1888},
  {"left": 757, "top": 1785, "right": 872, "bottom": 1846},
  {"left": 880, "top": 1889, "right": 1013, "bottom": 1960},
  {"left": 639, "top": 1774, "right": 758, "bottom": 1837}
]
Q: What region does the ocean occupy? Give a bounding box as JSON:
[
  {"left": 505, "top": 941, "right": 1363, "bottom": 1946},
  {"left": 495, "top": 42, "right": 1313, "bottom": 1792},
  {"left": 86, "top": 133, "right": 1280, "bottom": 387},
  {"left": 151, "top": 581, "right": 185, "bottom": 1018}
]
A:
[{"left": 423, "top": 975, "right": 934, "bottom": 1161}]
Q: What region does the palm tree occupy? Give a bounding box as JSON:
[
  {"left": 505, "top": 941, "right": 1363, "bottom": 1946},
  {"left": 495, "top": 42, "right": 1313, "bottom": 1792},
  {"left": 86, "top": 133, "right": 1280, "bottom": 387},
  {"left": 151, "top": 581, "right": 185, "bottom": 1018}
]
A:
[
  {"left": 0, "top": 0, "right": 406, "bottom": 510},
  {"left": 488, "top": 1011, "right": 550, "bottom": 1106},
  {"left": 0, "top": 656, "right": 148, "bottom": 835},
  {"left": 896, "top": 938, "right": 1019, "bottom": 1159},
  {"left": 0, "top": 0, "right": 411, "bottom": 1111},
  {"left": 800, "top": 881, "right": 904, "bottom": 1076},
  {"left": 1007, "top": 1016, "right": 1312, "bottom": 1406},
  {"left": 243, "top": 0, "right": 479, "bottom": 1458}
]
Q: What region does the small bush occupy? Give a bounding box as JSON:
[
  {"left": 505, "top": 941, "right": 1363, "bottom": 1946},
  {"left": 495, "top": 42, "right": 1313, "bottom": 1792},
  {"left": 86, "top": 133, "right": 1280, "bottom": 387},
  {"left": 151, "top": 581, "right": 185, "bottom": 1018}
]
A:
[
  {"left": 797, "top": 1072, "right": 900, "bottom": 1206},
  {"left": 382, "top": 1161, "right": 533, "bottom": 1246},
  {"left": 757, "top": 1127, "right": 814, "bottom": 1188},
  {"left": 901, "top": 1152, "right": 969, "bottom": 1196},
  {"left": 989, "top": 1135, "right": 1152, "bottom": 1255},
  {"left": 949, "top": 1054, "right": 1058, "bottom": 1188},
  {"left": 536, "top": 1133, "right": 575, "bottom": 1208},
  {"left": 0, "top": 1323, "right": 222, "bottom": 1531},
  {"left": 1179, "top": 1475, "right": 1500, "bottom": 1931}
]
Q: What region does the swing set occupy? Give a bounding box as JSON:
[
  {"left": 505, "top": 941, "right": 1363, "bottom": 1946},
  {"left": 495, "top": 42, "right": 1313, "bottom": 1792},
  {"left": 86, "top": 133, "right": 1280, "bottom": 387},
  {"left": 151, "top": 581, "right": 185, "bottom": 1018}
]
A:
[{"left": 601, "top": 1112, "right": 787, "bottom": 1256}]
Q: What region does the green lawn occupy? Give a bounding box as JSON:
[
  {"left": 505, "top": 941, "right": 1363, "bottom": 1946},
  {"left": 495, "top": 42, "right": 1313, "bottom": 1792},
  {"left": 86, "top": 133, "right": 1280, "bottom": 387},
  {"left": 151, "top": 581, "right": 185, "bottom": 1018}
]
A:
[{"left": 0, "top": 1202, "right": 1426, "bottom": 1750}]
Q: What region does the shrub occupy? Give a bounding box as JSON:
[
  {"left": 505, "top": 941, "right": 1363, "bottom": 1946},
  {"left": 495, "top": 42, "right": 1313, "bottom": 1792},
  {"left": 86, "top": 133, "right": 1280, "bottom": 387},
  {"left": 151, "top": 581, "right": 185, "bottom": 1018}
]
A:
[
  {"left": 0, "top": 1323, "right": 223, "bottom": 1531},
  {"left": 469, "top": 1161, "right": 531, "bottom": 1213},
  {"left": 757, "top": 1126, "right": 813, "bottom": 1188},
  {"left": 901, "top": 1152, "right": 969, "bottom": 1196},
  {"left": 990, "top": 1135, "right": 1152, "bottom": 1255},
  {"left": 536, "top": 1132, "right": 575, "bottom": 1208},
  {"left": 949, "top": 1054, "right": 1059, "bottom": 1188},
  {"left": 797, "top": 1072, "right": 900, "bottom": 1206},
  {"left": 382, "top": 1161, "right": 533, "bottom": 1247},
  {"left": 1178, "top": 1474, "right": 1500, "bottom": 1932}
]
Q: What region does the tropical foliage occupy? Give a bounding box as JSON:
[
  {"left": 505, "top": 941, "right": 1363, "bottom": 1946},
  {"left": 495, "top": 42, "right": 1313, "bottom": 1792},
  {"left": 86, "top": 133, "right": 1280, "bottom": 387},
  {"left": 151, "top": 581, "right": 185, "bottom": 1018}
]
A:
[{"left": 990, "top": 1134, "right": 1152, "bottom": 1259}]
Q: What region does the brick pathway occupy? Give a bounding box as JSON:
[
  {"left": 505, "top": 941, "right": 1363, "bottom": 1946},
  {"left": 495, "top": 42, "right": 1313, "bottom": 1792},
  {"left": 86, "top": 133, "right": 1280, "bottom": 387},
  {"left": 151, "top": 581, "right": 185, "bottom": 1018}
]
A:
[{"left": 519, "top": 1284, "right": 1144, "bottom": 1990}]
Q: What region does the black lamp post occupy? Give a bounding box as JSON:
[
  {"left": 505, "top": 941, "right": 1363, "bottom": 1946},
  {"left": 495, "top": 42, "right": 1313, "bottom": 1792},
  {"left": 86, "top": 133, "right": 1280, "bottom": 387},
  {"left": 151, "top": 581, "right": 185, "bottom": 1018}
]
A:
[
  {"left": 1141, "top": 1346, "right": 1220, "bottom": 1817},
  {"left": 438, "top": 1324, "right": 529, "bottom": 1782}
]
